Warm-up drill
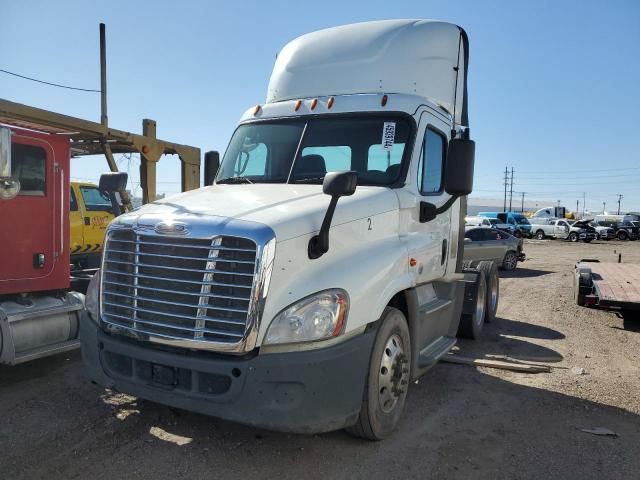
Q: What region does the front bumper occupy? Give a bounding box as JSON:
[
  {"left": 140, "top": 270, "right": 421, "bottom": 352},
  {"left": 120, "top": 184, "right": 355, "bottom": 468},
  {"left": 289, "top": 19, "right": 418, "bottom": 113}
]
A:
[
  {"left": 578, "top": 232, "right": 597, "bottom": 240},
  {"left": 80, "top": 312, "right": 375, "bottom": 434}
]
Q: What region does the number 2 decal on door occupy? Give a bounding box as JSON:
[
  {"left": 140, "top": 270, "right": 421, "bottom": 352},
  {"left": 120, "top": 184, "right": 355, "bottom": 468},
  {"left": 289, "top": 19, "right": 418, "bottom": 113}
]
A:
[{"left": 367, "top": 218, "right": 372, "bottom": 230}]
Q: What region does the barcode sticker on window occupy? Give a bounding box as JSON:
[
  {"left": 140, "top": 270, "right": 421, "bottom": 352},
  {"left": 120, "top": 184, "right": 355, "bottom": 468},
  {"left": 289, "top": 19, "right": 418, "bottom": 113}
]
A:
[{"left": 382, "top": 122, "right": 396, "bottom": 151}]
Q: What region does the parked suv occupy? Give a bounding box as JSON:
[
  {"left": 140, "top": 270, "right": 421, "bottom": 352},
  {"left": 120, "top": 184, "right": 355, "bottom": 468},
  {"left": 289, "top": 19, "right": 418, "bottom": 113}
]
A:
[
  {"left": 596, "top": 220, "right": 639, "bottom": 241},
  {"left": 478, "top": 211, "right": 531, "bottom": 238}
]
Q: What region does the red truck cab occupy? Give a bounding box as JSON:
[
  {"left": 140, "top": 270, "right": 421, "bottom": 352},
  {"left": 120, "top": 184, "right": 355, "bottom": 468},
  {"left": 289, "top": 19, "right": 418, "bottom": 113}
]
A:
[
  {"left": 0, "top": 127, "right": 70, "bottom": 294},
  {"left": 0, "top": 126, "right": 82, "bottom": 365}
]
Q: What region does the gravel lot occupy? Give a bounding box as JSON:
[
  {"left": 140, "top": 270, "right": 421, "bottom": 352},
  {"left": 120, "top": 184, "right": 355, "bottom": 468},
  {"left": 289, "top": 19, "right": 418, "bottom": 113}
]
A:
[{"left": 1, "top": 239, "right": 639, "bottom": 479}]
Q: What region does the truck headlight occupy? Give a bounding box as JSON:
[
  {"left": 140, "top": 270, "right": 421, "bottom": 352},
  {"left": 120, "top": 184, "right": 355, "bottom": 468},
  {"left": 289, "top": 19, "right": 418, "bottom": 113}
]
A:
[
  {"left": 85, "top": 269, "right": 101, "bottom": 323},
  {"left": 264, "top": 289, "right": 348, "bottom": 345}
]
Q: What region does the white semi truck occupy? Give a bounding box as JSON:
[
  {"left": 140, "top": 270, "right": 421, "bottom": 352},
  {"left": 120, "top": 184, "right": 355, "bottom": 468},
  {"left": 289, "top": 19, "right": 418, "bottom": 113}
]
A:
[{"left": 81, "top": 20, "right": 498, "bottom": 439}]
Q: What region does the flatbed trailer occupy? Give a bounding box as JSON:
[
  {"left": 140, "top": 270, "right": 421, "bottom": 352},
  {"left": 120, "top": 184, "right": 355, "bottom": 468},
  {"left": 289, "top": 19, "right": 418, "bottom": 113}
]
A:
[{"left": 574, "top": 259, "right": 640, "bottom": 312}]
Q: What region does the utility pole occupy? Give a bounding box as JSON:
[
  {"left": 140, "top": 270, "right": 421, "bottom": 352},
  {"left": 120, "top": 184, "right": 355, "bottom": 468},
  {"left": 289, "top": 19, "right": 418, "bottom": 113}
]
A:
[
  {"left": 521, "top": 192, "right": 525, "bottom": 213},
  {"left": 583, "top": 192, "right": 585, "bottom": 217},
  {"left": 503, "top": 167, "right": 508, "bottom": 213},
  {"left": 617, "top": 194, "right": 623, "bottom": 215},
  {"left": 576, "top": 199, "right": 579, "bottom": 218},
  {"left": 508, "top": 167, "right": 514, "bottom": 212},
  {"left": 603, "top": 202, "right": 606, "bottom": 214}
]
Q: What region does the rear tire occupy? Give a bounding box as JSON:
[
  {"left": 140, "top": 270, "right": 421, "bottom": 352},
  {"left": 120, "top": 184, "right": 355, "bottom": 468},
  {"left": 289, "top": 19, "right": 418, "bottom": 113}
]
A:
[
  {"left": 618, "top": 231, "right": 628, "bottom": 241},
  {"left": 535, "top": 230, "right": 545, "bottom": 240},
  {"left": 514, "top": 230, "right": 523, "bottom": 238},
  {"left": 574, "top": 269, "right": 592, "bottom": 306},
  {"left": 569, "top": 232, "right": 578, "bottom": 242},
  {"left": 502, "top": 251, "right": 518, "bottom": 270},
  {"left": 458, "top": 272, "right": 487, "bottom": 339},
  {"left": 475, "top": 261, "right": 499, "bottom": 323},
  {"left": 346, "top": 307, "right": 411, "bottom": 441}
]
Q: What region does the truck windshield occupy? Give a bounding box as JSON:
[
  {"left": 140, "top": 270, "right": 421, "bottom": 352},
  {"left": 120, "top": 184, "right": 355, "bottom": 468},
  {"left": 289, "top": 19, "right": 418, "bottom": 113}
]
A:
[
  {"left": 514, "top": 215, "right": 530, "bottom": 225},
  {"left": 216, "top": 115, "right": 412, "bottom": 186}
]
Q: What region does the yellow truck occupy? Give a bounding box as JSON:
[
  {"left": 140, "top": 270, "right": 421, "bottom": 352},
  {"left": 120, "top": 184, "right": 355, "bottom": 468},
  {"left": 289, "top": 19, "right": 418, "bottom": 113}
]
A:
[{"left": 69, "top": 181, "right": 115, "bottom": 268}]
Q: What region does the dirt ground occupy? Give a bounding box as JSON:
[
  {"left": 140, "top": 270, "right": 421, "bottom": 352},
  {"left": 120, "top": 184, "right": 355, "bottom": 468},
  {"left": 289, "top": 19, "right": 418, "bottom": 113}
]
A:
[{"left": 1, "top": 239, "right": 639, "bottom": 480}]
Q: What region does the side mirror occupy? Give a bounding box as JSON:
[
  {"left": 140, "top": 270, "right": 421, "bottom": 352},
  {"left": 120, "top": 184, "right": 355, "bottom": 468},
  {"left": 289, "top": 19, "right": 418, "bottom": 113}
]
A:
[
  {"left": 308, "top": 171, "right": 358, "bottom": 259},
  {"left": 99, "top": 172, "right": 128, "bottom": 192},
  {"left": 204, "top": 150, "right": 220, "bottom": 185},
  {"left": 99, "top": 172, "right": 128, "bottom": 217},
  {"left": 464, "top": 237, "right": 472, "bottom": 243},
  {"left": 0, "top": 127, "right": 20, "bottom": 200},
  {"left": 444, "top": 137, "right": 475, "bottom": 196},
  {"left": 419, "top": 201, "right": 437, "bottom": 223}
]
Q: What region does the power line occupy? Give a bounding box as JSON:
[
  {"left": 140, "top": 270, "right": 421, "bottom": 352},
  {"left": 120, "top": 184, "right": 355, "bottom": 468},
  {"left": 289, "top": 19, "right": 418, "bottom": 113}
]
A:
[
  {"left": 0, "top": 68, "right": 101, "bottom": 93},
  {"left": 516, "top": 166, "right": 640, "bottom": 174}
]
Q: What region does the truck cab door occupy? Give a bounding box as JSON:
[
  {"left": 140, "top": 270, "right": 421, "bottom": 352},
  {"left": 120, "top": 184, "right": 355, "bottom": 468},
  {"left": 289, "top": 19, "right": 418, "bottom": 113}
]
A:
[
  {"left": 77, "top": 183, "right": 114, "bottom": 253},
  {"left": 0, "top": 132, "right": 63, "bottom": 293},
  {"left": 69, "top": 185, "right": 84, "bottom": 257},
  {"left": 555, "top": 221, "right": 568, "bottom": 238},
  {"left": 403, "top": 111, "right": 451, "bottom": 285}
]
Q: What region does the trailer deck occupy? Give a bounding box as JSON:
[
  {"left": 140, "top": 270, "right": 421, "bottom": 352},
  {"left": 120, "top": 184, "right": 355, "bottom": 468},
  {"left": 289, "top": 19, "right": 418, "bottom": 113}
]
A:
[{"left": 575, "top": 260, "right": 640, "bottom": 311}]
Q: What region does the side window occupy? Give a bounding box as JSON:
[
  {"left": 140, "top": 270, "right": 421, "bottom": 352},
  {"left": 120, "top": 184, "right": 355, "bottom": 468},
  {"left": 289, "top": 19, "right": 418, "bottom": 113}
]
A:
[
  {"left": 11, "top": 143, "right": 46, "bottom": 196},
  {"left": 301, "top": 146, "right": 351, "bottom": 172},
  {"left": 235, "top": 143, "right": 268, "bottom": 176},
  {"left": 465, "top": 229, "right": 483, "bottom": 241},
  {"left": 70, "top": 187, "right": 78, "bottom": 211},
  {"left": 80, "top": 186, "right": 113, "bottom": 212},
  {"left": 418, "top": 127, "right": 445, "bottom": 195},
  {"left": 490, "top": 230, "right": 503, "bottom": 240}
]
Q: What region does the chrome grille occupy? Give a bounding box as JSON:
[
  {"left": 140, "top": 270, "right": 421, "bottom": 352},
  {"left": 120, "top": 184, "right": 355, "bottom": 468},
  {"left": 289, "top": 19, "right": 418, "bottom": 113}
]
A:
[{"left": 101, "top": 229, "right": 257, "bottom": 345}]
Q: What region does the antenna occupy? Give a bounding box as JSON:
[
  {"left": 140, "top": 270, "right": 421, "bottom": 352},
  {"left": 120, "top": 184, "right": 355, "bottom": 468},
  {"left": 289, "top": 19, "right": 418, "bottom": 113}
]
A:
[{"left": 451, "top": 33, "right": 462, "bottom": 139}]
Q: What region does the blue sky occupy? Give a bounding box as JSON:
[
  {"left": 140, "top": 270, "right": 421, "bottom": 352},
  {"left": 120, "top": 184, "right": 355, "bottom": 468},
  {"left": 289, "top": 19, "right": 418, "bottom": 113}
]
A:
[{"left": 1, "top": 0, "right": 639, "bottom": 213}]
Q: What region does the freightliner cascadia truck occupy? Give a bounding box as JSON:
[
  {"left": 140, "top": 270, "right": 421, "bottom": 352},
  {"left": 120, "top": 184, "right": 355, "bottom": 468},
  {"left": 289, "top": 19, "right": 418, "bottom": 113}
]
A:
[{"left": 81, "top": 19, "right": 498, "bottom": 439}]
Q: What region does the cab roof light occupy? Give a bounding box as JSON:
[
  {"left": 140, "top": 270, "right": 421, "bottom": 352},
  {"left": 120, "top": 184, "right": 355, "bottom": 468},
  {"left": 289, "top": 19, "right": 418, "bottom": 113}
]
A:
[
  {"left": 310, "top": 98, "right": 318, "bottom": 110},
  {"left": 253, "top": 104, "right": 261, "bottom": 115},
  {"left": 381, "top": 94, "right": 388, "bottom": 107},
  {"left": 294, "top": 100, "right": 302, "bottom": 112},
  {"left": 327, "top": 96, "right": 334, "bottom": 109}
]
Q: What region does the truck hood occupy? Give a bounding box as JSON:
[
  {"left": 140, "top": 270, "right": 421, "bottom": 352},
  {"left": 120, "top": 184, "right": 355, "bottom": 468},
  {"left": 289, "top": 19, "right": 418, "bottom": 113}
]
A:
[{"left": 119, "top": 184, "right": 400, "bottom": 241}]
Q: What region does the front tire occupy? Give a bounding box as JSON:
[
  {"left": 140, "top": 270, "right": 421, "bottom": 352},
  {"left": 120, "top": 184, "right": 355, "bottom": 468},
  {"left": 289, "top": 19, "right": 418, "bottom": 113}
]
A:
[
  {"left": 618, "top": 231, "right": 628, "bottom": 241},
  {"left": 514, "top": 230, "right": 523, "bottom": 238},
  {"left": 502, "top": 250, "right": 518, "bottom": 270},
  {"left": 347, "top": 307, "right": 411, "bottom": 441},
  {"left": 568, "top": 232, "right": 578, "bottom": 242},
  {"left": 535, "top": 230, "right": 545, "bottom": 240}
]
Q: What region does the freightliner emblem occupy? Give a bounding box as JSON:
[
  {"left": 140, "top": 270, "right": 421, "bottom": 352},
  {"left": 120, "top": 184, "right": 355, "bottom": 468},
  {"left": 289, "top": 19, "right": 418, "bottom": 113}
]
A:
[{"left": 154, "top": 222, "right": 189, "bottom": 235}]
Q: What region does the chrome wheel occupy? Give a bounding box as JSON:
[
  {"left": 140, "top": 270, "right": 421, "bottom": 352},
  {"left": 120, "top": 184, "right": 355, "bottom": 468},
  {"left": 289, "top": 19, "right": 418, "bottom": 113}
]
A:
[
  {"left": 535, "top": 230, "right": 545, "bottom": 240},
  {"left": 488, "top": 271, "right": 498, "bottom": 314},
  {"left": 378, "top": 334, "right": 408, "bottom": 414},
  {"left": 474, "top": 275, "right": 486, "bottom": 327},
  {"left": 503, "top": 251, "right": 518, "bottom": 270}
]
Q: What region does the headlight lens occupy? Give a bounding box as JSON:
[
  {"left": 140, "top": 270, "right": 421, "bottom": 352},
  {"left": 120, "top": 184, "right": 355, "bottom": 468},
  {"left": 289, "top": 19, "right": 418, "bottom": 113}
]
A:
[
  {"left": 264, "top": 289, "right": 348, "bottom": 345},
  {"left": 86, "top": 269, "right": 101, "bottom": 323}
]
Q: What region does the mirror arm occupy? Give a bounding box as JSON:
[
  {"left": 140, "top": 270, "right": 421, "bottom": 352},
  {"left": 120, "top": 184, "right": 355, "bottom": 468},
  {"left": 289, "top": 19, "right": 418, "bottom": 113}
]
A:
[{"left": 308, "top": 195, "right": 340, "bottom": 259}]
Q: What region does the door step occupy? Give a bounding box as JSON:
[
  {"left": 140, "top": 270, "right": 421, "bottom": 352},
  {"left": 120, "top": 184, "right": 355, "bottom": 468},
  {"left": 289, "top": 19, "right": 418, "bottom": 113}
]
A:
[{"left": 418, "top": 335, "right": 457, "bottom": 368}]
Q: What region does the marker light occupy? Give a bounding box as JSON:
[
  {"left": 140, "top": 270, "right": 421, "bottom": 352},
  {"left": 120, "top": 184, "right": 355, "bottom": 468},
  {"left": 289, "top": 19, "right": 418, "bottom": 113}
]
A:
[
  {"left": 381, "top": 94, "right": 388, "bottom": 106},
  {"left": 294, "top": 100, "right": 302, "bottom": 111},
  {"left": 310, "top": 98, "right": 318, "bottom": 110},
  {"left": 253, "top": 104, "right": 261, "bottom": 115},
  {"left": 327, "top": 96, "right": 334, "bottom": 109}
]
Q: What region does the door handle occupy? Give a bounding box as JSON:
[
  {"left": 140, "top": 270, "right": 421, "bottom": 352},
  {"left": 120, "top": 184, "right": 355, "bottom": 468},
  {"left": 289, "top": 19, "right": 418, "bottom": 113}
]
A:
[{"left": 441, "top": 239, "right": 447, "bottom": 265}]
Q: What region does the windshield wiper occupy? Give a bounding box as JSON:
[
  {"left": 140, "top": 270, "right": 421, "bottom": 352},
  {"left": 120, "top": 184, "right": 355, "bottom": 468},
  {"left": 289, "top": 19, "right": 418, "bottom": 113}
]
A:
[
  {"left": 291, "top": 176, "right": 325, "bottom": 184},
  {"left": 217, "top": 176, "right": 253, "bottom": 184}
]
